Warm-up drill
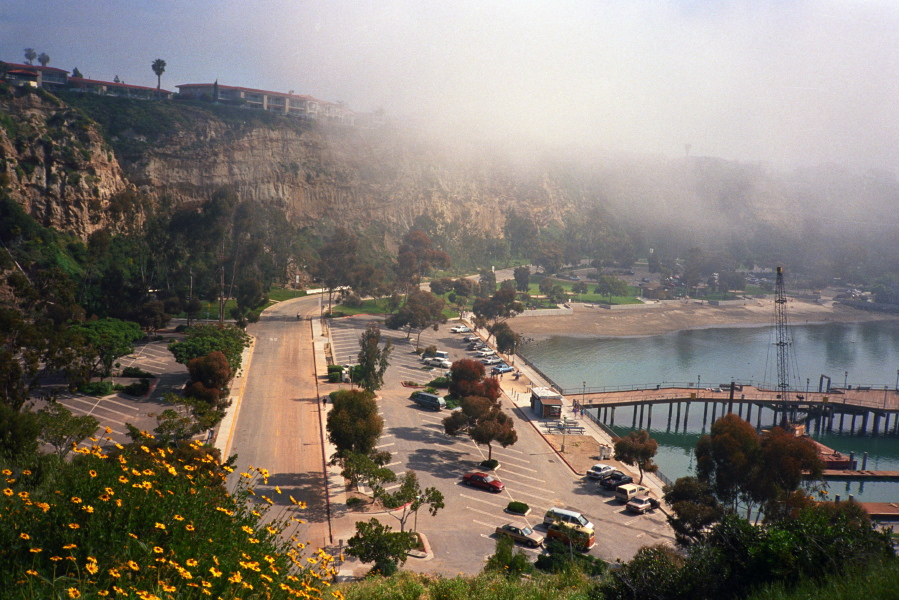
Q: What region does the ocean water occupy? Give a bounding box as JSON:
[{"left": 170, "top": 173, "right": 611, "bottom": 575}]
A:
[{"left": 520, "top": 321, "right": 899, "bottom": 502}]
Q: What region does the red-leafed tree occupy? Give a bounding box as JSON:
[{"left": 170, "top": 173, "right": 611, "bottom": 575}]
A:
[{"left": 448, "top": 359, "right": 500, "bottom": 402}]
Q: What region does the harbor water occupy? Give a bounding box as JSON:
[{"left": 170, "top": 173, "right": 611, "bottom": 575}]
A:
[{"left": 519, "top": 320, "right": 899, "bottom": 502}]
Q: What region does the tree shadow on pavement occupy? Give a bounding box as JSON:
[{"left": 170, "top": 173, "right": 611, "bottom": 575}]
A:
[{"left": 404, "top": 447, "right": 470, "bottom": 480}]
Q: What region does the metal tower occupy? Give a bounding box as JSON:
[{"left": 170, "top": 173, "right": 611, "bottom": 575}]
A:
[{"left": 773, "top": 266, "right": 792, "bottom": 427}]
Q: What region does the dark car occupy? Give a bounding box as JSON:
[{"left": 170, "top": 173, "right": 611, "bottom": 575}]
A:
[
  {"left": 462, "top": 472, "right": 505, "bottom": 493},
  {"left": 599, "top": 471, "right": 634, "bottom": 489},
  {"left": 495, "top": 523, "right": 544, "bottom": 548}
]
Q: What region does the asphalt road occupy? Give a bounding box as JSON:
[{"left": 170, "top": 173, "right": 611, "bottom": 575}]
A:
[{"left": 227, "top": 295, "right": 331, "bottom": 550}]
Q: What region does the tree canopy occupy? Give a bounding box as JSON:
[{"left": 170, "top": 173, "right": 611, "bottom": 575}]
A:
[
  {"left": 69, "top": 318, "right": 143, "bottom": 379},
  {"left": 355, "top": 322, "right": 392, "bottom": 393},
  {"left": 613, "top": 429, "right": 659, "bottom": 484},
  {"left": 325, "top": 389, "right": 383, "bottom": 462},
  {"left": 168, "top": 324, "right": 250, "bottom": 374},
  {"left": 443, "top": 395, "right": 517, "bottom": 461}
]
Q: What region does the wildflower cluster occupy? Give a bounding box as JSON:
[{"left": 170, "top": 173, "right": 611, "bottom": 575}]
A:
[{"left": 0, "top": 439, "right": 341, "bottom": 599}]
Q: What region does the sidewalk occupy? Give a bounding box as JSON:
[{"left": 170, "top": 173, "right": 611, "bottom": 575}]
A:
[{"left": 483, "top": 330, "right": 669, "bottom": 501}]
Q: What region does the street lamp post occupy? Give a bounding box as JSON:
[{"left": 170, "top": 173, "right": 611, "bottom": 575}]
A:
[
  {"left": 582, "top": 381, "right": 586, "bottom": 419},
  {"left": 844, "top": 371, "right": 848, "bottom": 389}
]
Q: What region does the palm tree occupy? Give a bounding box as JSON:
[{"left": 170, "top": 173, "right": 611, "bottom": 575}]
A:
[
  {"left": 37, "top": 53, "right": 50, "bottom": 67},
  {"left": 151, "top": 58, "right": 166, "bottom": 97},
  {"left": 23, "top": 48, "right": 37, "bottom": 65}
]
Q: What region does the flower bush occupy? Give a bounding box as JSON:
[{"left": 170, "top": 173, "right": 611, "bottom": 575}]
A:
[{"left": 0, "top": 435, "right": 341, "bottom": 599}]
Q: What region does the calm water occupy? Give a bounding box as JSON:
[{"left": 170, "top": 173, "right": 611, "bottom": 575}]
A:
[{"left": 520, "top": 321, "right": 899, "bottom": 502}]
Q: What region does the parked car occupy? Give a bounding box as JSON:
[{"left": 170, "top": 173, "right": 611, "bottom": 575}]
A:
[
  {"left": 424, "top": 357, "right": 452, "bottom": 368},
  {"left": 450, "top": 325, "right": 472, "bottom": 333},
  {"left": 463, "top": 335, "right": 480, "bottom": 342},
  {"left": 599, "top": 471, "right": 634, "bottom": 490},
  {"left": 468, "top": 342, "right": 487, "bottom": 351},
  {"left": 626, "top": 495, "right": 660, "bottom": 514},
  {"left": 492, "top": 364, "right": 514, "bottom": 375},
  {"left": 462, "top": 472, "right": 505, "bottom": 493},
  {"left": 546, "top": 522, "right": 595, "bottom": 551},
  {"left": 586, "top": 463, "right": 615, "bottom": 480},
  {"left": 476, "top": 348, "right": 496, "bottom": 357},
  {"left": 482, "top": 356, "right": 503, "bottom": 365},
  {"left": 616, "top": 483, "right": 650, "bottom": 503},
  {"left": 495, "top": 523, "right": 544, "bottom": 548}
]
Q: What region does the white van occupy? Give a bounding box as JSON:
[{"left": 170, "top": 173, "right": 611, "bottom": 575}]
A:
[
  {"left": 543, "top": 508, "right": 594, "bottom": 531},
  {"left": 433, "top": 350, "right": 450, "bottom": 360},
  {"left": 615, "top": 483, "right": 650, "bottom": 503}
]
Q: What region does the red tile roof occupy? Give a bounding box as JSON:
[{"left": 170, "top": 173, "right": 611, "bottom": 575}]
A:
[{"left": 4, "top": 62, "right": 69, "bottom": 74}]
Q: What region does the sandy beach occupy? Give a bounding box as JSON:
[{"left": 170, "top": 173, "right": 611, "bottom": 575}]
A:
[{"left": 509, "top": 298, "right": 899, "bottom": 339}]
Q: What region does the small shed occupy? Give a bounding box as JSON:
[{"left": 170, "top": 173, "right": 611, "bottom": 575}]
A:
[{"left": 531, "top": 387, "right": 564, "bottom": 419}]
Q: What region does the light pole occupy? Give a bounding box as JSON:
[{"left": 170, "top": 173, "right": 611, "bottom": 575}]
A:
[
  {"left": 697, "top": 374, "right": 701, "bottom": 398},
  {"left": 844, "top": 371, "right": 848, "bottom": 389},
  {"left": 582, "top": 381, "right": 586, "bottom": 419}
]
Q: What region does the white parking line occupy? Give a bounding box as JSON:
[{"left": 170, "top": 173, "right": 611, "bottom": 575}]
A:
[
  {"left": 494, "top": 468, "right": 544, "bottom": 483},
  {"left": 459, "top": 493, "right": 504, "bottom": 508},
  {"left": 503, "top": 487, "right": 552, "bottom": 506},
  {"left": 61, "top": 397, "right": 137, "bottom": 419},
  {"left": 491, "top": 455, "right": 538, "bottom": 470},
  {"left": 375, "top": 443, "right": 395, "bottom": 449},
  {"left": 94, "top": 396, "right": 143, "bottom": 411}
]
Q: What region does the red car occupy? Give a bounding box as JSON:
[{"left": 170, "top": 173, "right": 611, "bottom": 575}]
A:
[{"left": 462, "top": 472, "right": 505, "bottom": 493}]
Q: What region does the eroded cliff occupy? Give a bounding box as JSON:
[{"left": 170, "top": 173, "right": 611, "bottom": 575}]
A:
[{"left": 0, "top": 85, "right": 128, "bottom": 238}]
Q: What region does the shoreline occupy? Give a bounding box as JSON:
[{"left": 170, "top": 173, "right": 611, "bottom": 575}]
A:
[{"left": 508, "top": 299, "right": 899, "bottom": 340}]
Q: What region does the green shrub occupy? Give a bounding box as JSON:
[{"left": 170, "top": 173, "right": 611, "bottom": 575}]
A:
[
  {"left": 328, "top": 371, "right": 341, "bottom": 383},
  {"left": 79, "top": 380, "right": 114, "bottom": 396},
  {"left": 422, "top": 345, "right": 437, "bottom": 357},
  {"left": 424, "top": 386, "right": 438, "bottom": 394},
  {"left": 428, "top": 376, "right": 450, "bottom": 388},
  {"left": 122, "top": 366, "right": 154, "bottom": 378},
  {"left": 507, "top": 501, "right": 529, "bottom": 514},
  {"left": 480, "top": 459, "right": 499, "bottom": 470},
  {"left": 346, "top": 497, "right": 364, "bottom": 509},
  {"left": 327, "top": 364, "right": 344, "bottom": 374},
  {"left": 123, "top": 378, "right": 151, "bottom": 396}
]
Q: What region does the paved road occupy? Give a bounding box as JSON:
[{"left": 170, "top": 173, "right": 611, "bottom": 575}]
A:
[{"left": 227, "top": 295, "right": 331, "bottom": 549}]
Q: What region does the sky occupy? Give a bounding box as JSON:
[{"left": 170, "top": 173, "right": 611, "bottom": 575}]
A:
[{"left": 3, "top": 0, "right": 899, "bottom": 170}]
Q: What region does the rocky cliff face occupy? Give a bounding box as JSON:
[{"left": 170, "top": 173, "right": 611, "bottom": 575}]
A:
[
  {"left": 0, "top": 86, "right": 128, "bottom": 238},
  {"left": 125, "top": 116, "right": 575, "bottom": 241}
]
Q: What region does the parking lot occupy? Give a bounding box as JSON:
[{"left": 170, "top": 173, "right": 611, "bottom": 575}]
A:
[
  {"left": 34, "top": 338, "right": 189, "bottom": 447},
  {"left": 326, "top": 315, "right": 674, "bottom": 574}
]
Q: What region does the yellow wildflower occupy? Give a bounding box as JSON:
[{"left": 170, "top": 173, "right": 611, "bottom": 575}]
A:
[
  {"left": 209, "top": 567, "right": 222, "bottom": 577},
  {"left": 2, "top": 488, "right": 12, "bottom": 496},
  {"left": 89, "top": 470, "right": 97, "bottom": 478},
  {"left": 71, "top": 497, "right": 82, "bottom": 504},
  {"left": 173, "top": 514, "right": 184, "bottom": 521},
  {"left": 185, "top": 524, "right": 195, "bottom": 531},
  {"left": 63, "top": 544, "right": 77, "bottom": 550},
  {"left": 153, "top": 546, "right": 164, "bottom": 554},
  {"left": 154, "top": 522, "right": 166, "bottom": 530},
  {"left": 19, "top": 533, "right": 30, "bottom": 540},
  {"left": 86, "top": 562, "right": 99, "bottom": 575},
  {"left": 29, "top": 548, "right": 42, "bottom": 553},
  {"left": 68, "top": 523, "right": 80, "bottom": 529},
  {"left": 67, "top": 587, "right": 81, "bottom": 598},
  {"left": 127, "top": 560, "right": 139, "bottom": 571},
  {"left": 186, "top": 558, "right": 198, "bottom": 567}
]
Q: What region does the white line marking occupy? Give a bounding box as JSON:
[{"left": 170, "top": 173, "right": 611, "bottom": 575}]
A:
[{"left": 459, "top": 493, "right": 503, "bottom": 508}]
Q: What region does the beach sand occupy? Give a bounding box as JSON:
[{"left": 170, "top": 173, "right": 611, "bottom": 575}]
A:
[{"left": 510, "top": 299, "right": 899, "bottom": 339}]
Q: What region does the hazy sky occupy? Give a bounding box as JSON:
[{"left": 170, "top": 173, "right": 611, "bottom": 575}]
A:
[{"left": 3, "top": 1, "right": 899, "bottom": 169}]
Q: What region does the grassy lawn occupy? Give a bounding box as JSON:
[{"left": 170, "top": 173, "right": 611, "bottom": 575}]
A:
[
  {"left": 330, "top": 297, "right": 392, "bottom": 315},
  {"left": 266, "top": 287, "right": 307, "bottom": 302}
]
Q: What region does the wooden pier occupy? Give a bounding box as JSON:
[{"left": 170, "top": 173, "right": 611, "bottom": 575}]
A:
[{"left": 571, "top": 384, "right": 899, "bottom": 435}]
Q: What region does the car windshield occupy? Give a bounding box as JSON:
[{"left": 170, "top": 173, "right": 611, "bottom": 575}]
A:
[
  {"left": 521, "top": 527, "right": 532, "bottom": 535},
  {"left": 484, "top": 476, "right": 496, "bottom": 483}
]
